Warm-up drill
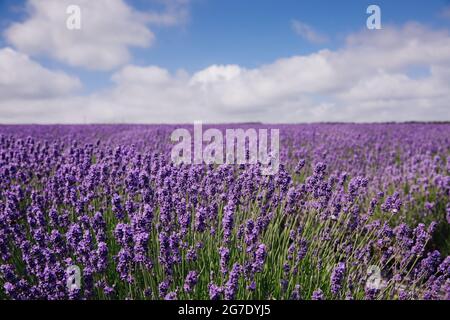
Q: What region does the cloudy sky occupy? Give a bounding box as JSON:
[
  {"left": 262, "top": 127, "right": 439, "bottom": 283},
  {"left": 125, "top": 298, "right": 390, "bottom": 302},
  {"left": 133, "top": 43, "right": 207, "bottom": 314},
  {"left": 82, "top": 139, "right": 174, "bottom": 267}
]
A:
[{"left": 0, "top": 0, "right": 450, "bottom": 124}]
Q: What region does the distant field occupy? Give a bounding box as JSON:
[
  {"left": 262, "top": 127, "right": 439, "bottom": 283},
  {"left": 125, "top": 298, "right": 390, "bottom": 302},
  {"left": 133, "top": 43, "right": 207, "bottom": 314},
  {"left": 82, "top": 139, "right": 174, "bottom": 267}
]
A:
[{"left": 0, "top": 124, "right": 449, "bottom": 300}]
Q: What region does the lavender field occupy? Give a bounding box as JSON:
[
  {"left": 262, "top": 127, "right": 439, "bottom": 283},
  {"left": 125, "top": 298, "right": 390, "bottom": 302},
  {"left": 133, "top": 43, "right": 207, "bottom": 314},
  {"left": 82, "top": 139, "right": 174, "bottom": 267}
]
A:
[{"left": 0, "top": 123, "right": 449, "bottom": 300}]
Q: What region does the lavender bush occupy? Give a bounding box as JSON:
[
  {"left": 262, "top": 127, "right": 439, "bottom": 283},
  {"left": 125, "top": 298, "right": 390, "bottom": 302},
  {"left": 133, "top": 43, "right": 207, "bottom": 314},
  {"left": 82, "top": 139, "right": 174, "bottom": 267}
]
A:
[{"left": 0, "top": 123, "right": 449, "bottom": 300}]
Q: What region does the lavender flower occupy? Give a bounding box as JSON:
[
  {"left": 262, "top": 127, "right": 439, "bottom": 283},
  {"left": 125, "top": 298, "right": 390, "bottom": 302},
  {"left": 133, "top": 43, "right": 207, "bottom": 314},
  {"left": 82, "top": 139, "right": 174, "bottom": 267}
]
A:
[
  {"left": 183, "top": 271, "right": 199, "bottom": 293},
  {"left": 330, "top": 262, "right": 346, "bottom": 295},
  {"left": 224, "top": 263, "right": 241, "bottom": 300},
  {"left": 312, "top": 289, "right": 324, "bottom": 300}
]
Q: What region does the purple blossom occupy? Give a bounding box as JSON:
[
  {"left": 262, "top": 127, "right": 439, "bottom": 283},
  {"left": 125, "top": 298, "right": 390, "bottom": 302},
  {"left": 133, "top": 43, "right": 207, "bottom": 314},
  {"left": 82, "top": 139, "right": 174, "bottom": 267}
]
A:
[
  {"left": 312, "top": 289, "right": 324, "bottom": 300},
  {"left": 184, "top": 271, "right": 199, "bottom": 293},
  {"left": 330, "top": 262, "right": 346, "bottom": 295},
  {"left": 208, "top": 283, "right": 223, "bottom": 300},
  {"left": 224, "top": 263, "right": 241, "bottom": 300},
  {"left": 219, "top": 247, "right": 230, "bottom": 275}
]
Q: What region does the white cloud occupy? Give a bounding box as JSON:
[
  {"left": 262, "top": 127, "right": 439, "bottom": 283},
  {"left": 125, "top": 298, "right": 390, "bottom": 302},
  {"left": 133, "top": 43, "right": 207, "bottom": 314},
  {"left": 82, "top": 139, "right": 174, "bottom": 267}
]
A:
[
  {"left": 4, "top": 0, "right": 172, "bottom": 70},
  {"left": 337, "top": 72, "right": 447, "bottom": 102},
  {"left": 191, "top": 65, "right": 242, "bottom": 84},
  {"left": 1, "top": 23, "right": 450, "bottom": 123},
  {"left": 0, "top": 47, "right": 81, "bottom": 101},
  {"left": 291, "top": 19, "right": 328, "bottom": 44}
]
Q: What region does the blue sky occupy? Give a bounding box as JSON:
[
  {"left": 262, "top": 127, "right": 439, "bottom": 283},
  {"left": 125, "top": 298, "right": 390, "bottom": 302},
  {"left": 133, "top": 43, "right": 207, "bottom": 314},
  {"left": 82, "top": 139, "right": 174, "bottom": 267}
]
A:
[
  {"left": 144, "top": 0, "right": 449, "bottom": 70},
  {"left": 2, "top": 1, "right": 450, "bottom": 80},
  {"left": 1, "top": 0, "right": 450, "bottom": 123}
]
